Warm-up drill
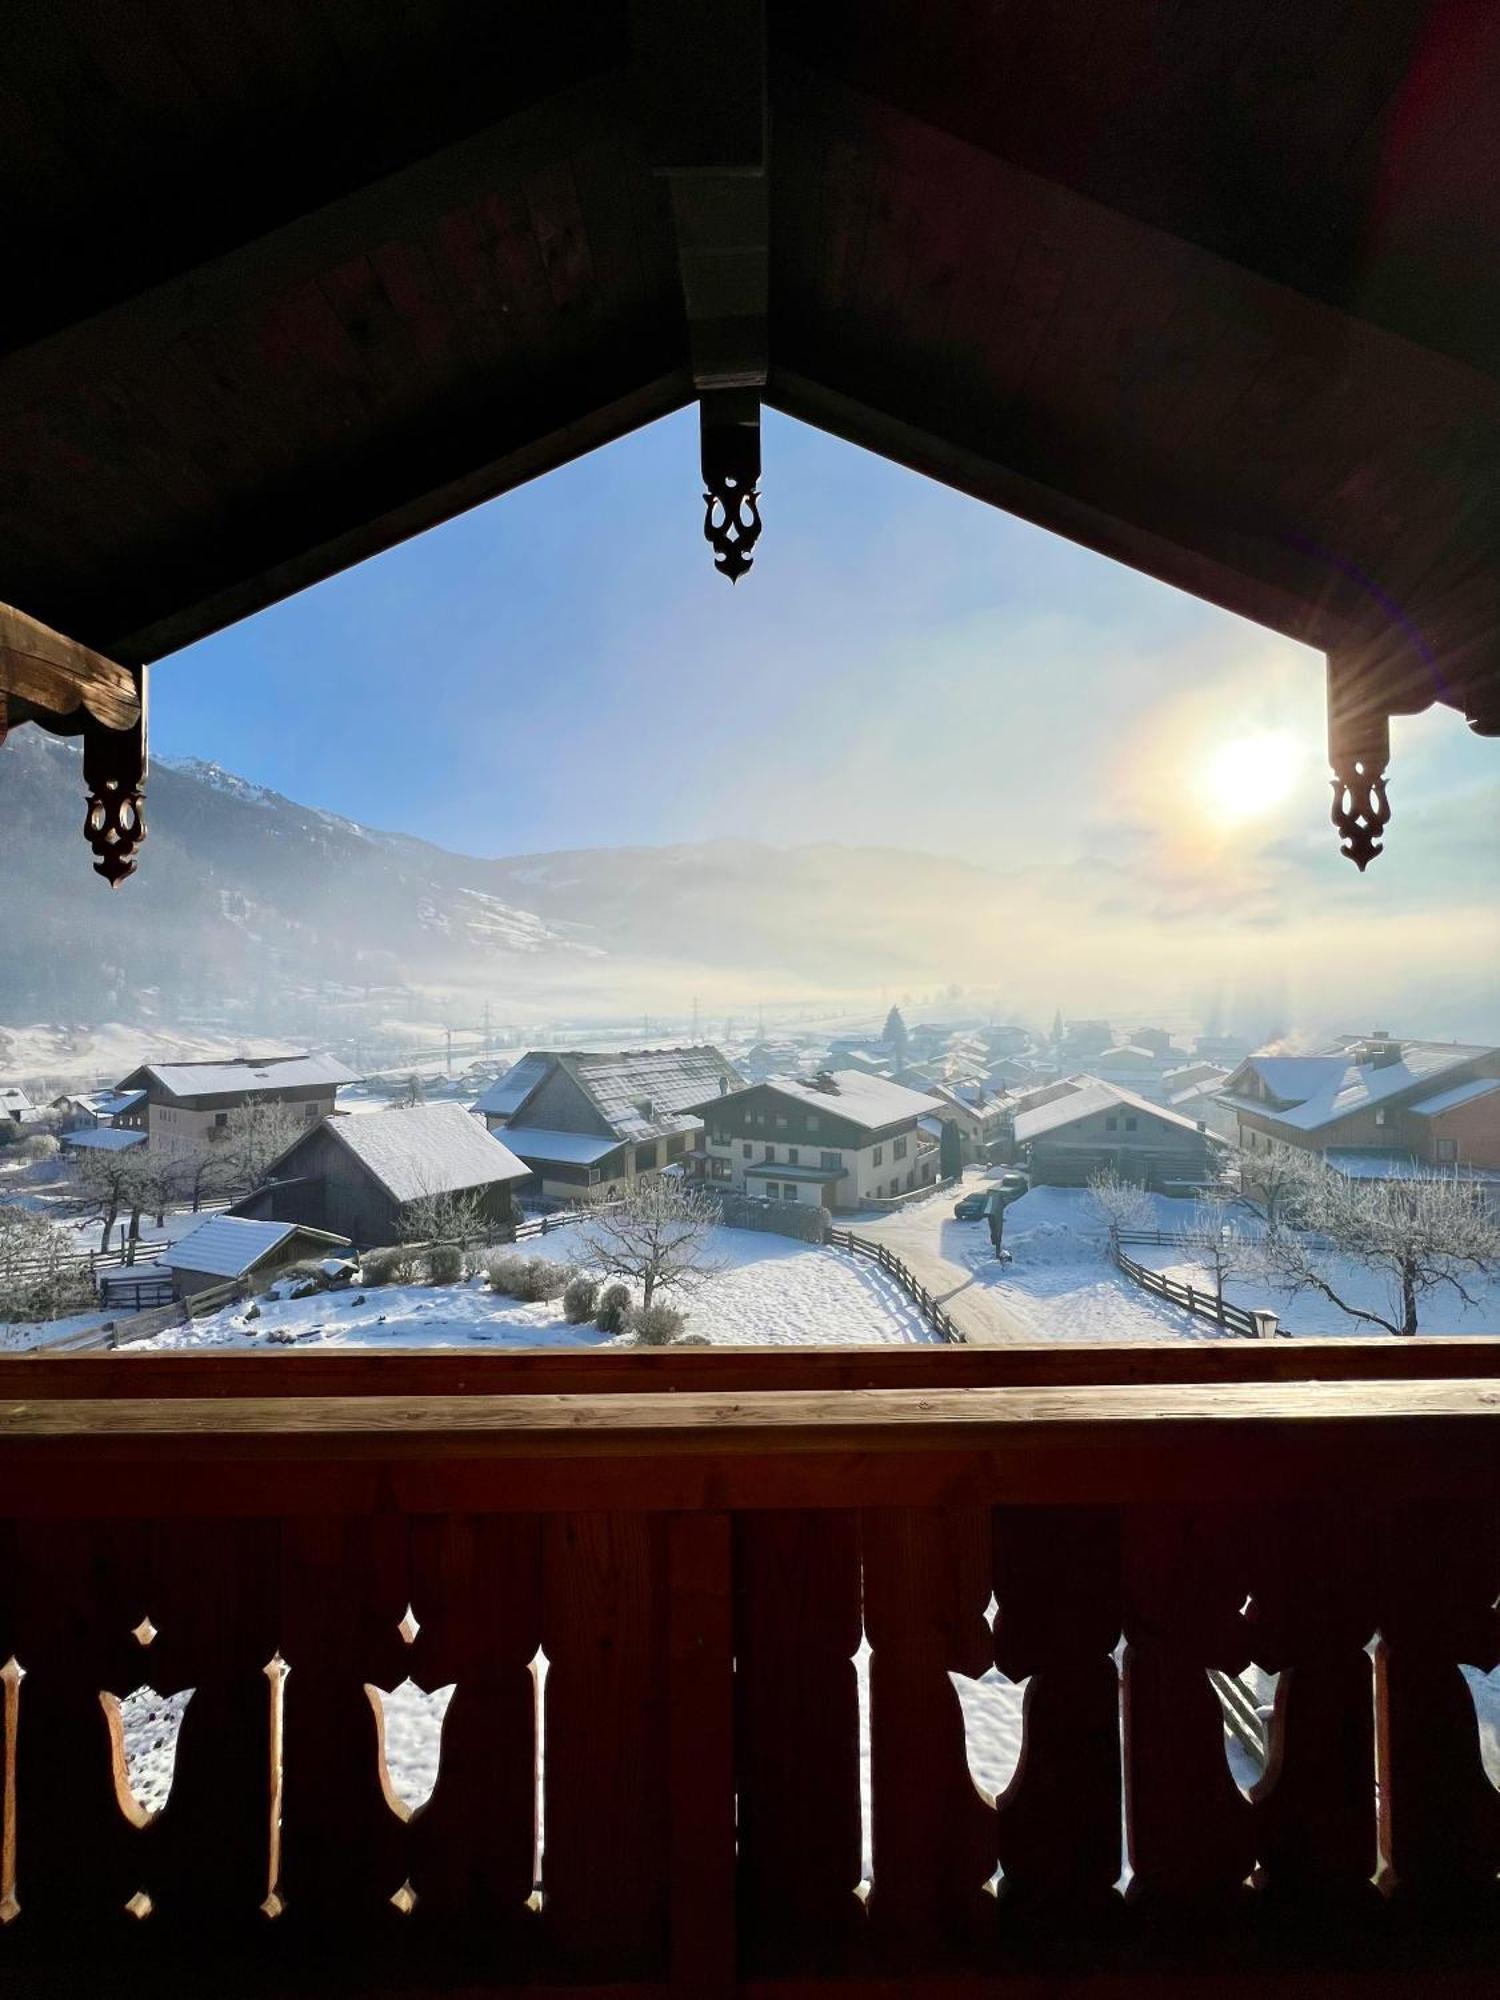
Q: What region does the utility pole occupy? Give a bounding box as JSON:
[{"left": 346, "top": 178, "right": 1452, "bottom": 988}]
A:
[
  {"left": 445, "top": 1026, "right": 452, "bottom": 1077},
  {"left": 691, "top": 994, "right": 700, "bottom": 1043},
  {"left": 482, "top": 999, "right": 491, "bottom": 1054}
]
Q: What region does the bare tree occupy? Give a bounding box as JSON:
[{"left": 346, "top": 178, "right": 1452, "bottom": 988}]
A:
[
  {"left": 1263, "top": 1159, "right": 1500, "bottom": 1337},
  {"left": 72, "top": 1144, "right": 149, "bottom": 1253},
  {"left": 579, "top": 1178, "right": 721, "bottom": 1310},
  {"left": 219, "top": 1100, "right": 303, "bottom": 1194},
  {"left": 0, "top": 1207, "right": 94, "bottom": 1324},
  {"left": 1178, "top": 1187, "right": 1264, "bottom": 1330},
  {"left": 1086, "top": 1168, "right": 1155, "bottom": 1248},
  {"left": 397, "top": 1185, "right": 490, "bottom": 1248},
  {"left": 1223, "top": 1142, "right": 1320, "bottom": 1236}
]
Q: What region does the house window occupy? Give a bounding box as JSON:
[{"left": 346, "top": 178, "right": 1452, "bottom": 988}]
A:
[
  {"left": 1375, "top": 1109, "right": 1388, "bottom": 1127},
  {"left": 763, "top": 1144, "right": 774, "bottom": 1161},
  {"left": 807, "top": 1115, "right": 819, "bottom": 1131},
  {"left": 872, "top": 1145, "right": 883, "bottom": 1165},
  {"left": 214, "top": 1111, "right": 228, "bottom": 1128},
  {"left": 775, "top": 1115, "right": 788, "bottom": 1128},
  {"left": 1125, "top": 1117, "right": 1137, "bottom": 1132},
  {"left": 893, "top": 1135, "right": 907, "bottom": 1159},
  {"left": 788, "top": 1147, "right": 799, "bottom": 1165},
  {"left": 1436, "top": 1138, "right": 1459, "bottom": 1162},
  {"left": 635, "top": 1141, "right": 658, "bottom": 1172},
  {"left": 742, "top": 1143, "right": 752, "bottom": 1159},
  {"left": 820, "top": 1151, "right": 841, "bottom": 1171}
]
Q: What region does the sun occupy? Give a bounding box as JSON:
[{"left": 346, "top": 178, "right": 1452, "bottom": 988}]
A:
[{"left": 1196, "top": 729, "right": 1306, "bottom": 825}]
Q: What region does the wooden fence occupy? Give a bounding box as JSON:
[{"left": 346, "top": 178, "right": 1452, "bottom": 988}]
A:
[
  {"left": 1112, "top": 1238, "right": 1288, "bottom": 1338},
  {"left": 0, "top": 1344, "right": 1496, "bottom": 1995},
  {"left": 828, "top": 1228, "right": 965, "bottom": 1343}
]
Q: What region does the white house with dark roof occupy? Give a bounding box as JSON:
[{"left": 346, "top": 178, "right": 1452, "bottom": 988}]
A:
[
  {"left": 1014, "top": 1076, "right": 1221, "bottom": 1189},
  {"left": 473, "top": 1046, "right": 745, "bottom": 1202},
  {"left": 111, "top": 1052, "right": 357, "bottom": 1157},
  {"left": 232, "top": 1101, "right": 529, "bottom": 1244},
  {"left": 1219, "top": 1033, "right": 1500, "bottom": 1172},
  {"left": 687, "top": 1070, "right": 943, "bottom": 1209}
]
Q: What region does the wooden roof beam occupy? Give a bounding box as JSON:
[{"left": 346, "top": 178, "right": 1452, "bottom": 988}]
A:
[{"left": 635, "top": 0, "right": 768, "bottom": 579}]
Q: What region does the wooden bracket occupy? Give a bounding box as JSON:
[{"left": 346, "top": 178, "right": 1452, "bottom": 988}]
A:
[
  {"left": 0, "top": 599, "right": 141, "bottom": 732},
  {"left": 81, "top": 664, "right": 148, "bottom": 887},
  {"left": 634, "top": 0, "right": 768, "bottom": 577}
]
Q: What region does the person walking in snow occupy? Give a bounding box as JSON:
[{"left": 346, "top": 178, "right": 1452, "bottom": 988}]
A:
[{"left": 987, "top": 1190, "right": 1006, "bottom": 1259}]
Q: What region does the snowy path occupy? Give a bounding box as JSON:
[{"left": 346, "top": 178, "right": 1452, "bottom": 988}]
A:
[{"left": 860, "top": 1177, "right": 1206, "bottom": 1343}]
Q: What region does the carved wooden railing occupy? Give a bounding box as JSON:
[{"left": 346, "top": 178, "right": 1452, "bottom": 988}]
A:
[{"left": 1, "top": 1342, "right": 1498, "bottom": 1997}]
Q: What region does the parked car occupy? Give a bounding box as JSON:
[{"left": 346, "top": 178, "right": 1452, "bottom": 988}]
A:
[
  {"left": 993, "top": 1170, "right": 1030, "bottom": 1206},
  {"left": 953, "top": 1189, "right": 990, "bottom": 1220}
]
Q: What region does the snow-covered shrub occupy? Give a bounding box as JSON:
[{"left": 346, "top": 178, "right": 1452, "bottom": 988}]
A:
[
  {"left": 515, "top": 1257, "right": 570, "bottom": 1303},
  {"left": 361, "top": 1246, "right": 410, "bottom": 1287},
  {"left": 562, "top": 1273, "right": 600, "bottom": 1323},
  {"left": 595, "top": 1282, "right": 633, "bottom": 1333},
  {"left": 0, "top": 1208, "right": 93, "bottom": 1324},
  {"left": 485, "top": 1251, "right": 529, "bottom": 1295},
  {"left": 633, "top": 1300, "right": 686, "bottom": 1347},
  {"left": 426, "top": 1242, "right": 463, "bottom": 1285},
  {"left": 275, "top": 1259, "right": 336, "bottom": 1296},
  {"left": 16, "top": 1133, "right": 59, "bottom": 1165}
]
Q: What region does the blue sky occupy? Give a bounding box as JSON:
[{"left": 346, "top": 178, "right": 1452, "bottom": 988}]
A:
[{"left": 153, "top": 407, "right": 1499, "bottom": 1033}]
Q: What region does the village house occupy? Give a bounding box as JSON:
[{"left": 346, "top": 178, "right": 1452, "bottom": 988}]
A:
[
  {"left": 159, "top": 1214, "right": 353, "bottom": 1302},
  {"left": 689, "top": 1070, "right": 943, "bottom": 1209},
  {"left": 1218, "top": 1033, "right": 1500, "bottom": 1173},
  {"left": 1015, "top": 1077, "right": 1221, "bottom": 1189},
  {"left": 0, "top": 1086, "right": 34, "bottom": 1124},
  {"left": 232, "top": 1101, "right": 529, "bottom": 1245},
  {"left": 110, "top": 1052, "right": 357, "bottom": 1157},
  {"left": 923, "top": 1081, "right": 1006, "bottom": 1165},
  {"left": 474, "top": 1046, "right": 745, "bottom": 1203},
  {"left": 48, "top": 1087, "right": 144, "bottom": 1132}
]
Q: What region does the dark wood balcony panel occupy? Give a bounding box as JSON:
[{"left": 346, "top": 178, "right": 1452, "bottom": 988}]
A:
[{"left": 0, "top": 1363, "right": 1496, "bottom": 1995}]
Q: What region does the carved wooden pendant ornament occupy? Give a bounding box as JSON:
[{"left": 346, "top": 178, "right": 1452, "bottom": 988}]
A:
[
  {"left": 701, "top": 394, "right": 762, "bottom": 583},
  {"left": 82, "top": 664, "right": 148, "bottom": 886},
  {"left": 1327, "top": 652, "right": 1391, "bottom": 871}
]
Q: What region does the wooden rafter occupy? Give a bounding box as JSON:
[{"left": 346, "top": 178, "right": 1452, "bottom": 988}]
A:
[{"left": 0, "top": 600, "right": 140, "bottom": 732}]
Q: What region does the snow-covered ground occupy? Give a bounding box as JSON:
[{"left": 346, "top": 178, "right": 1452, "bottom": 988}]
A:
[
  {"left": 120, "top": 1221, "right": 939, "bottom": 1353},
  {"left": 1146, "top": 1239, "right": 1500, "bottom": 1338},
  {"left": 0, "top": 1021, "right": 303, "bottom": 1091},
  {"left": 861, "top": 1179, "right": 1214, "bottom": 1342}
]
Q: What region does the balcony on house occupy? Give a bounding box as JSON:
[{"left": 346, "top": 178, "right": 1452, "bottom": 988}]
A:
[{"left": 2, "top": 1341, "right": 1498, "bottom": 1995}]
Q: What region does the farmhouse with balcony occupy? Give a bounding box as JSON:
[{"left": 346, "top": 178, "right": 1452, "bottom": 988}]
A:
[
  {"left": 691, "top": 1071, "right": 942, "bottom": 1208},
  {"left": 109, "top": 1053, "right": 357, "bottom": 1157},
  {"left": 233, "top": 1101, "right": 529, "bottom": 1246},
  {"left": 474, "top": 1046, "right": 744, "bottom": 1202},
  {"left": 1015, "top": 1077, "right": 1222, "bottom": 1189},
  {"left": 1219, "top": 1034, "right": 1500, "bottom": 1173}
]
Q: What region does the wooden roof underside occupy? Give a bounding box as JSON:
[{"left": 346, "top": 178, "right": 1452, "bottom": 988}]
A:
[{"left": 1, "top": 0, "right": 1497, "bottom": 734}]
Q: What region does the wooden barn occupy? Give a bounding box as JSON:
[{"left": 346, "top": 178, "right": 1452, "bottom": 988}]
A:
[
  {"left": 0, "top": 8, "right": 1498, "bottom": 1998},
  {"left": 234, "top": 1103, "right": 530, "bottom": 1247},
  {"left": 159, "top": 1215, "right": 353, "bottom": 1303}
]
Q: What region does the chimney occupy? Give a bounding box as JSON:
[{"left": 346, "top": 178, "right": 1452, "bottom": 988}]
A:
[{"left": 718, "top": 1075, "right": 729, "bottom": 1095}]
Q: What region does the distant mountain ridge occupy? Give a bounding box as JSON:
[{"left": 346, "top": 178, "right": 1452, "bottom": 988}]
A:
[{"left": 0, "top": 730, "right": 1005, "bottom": 1019}]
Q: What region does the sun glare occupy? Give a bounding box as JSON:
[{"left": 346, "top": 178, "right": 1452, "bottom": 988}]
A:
[{"left": 1197, "top": 729, "right": 1306, "bottom": 825}]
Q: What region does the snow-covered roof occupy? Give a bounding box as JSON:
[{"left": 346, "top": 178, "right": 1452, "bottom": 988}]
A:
[
  {"left": 1324, "top": 1147, "right": 1500, "bottom": 1185},
  {"left": 471, "top": 1053, "right": 551, "bottom": 1119},
  {"left": 1230, "top": 1042, "right": 1493, "bottom": 1132},
  {"left": 1014, "top": 1076, "right": 1212, "bottom": 1144},
  {"left": 62, "top": 1126, "right": 147, "bottom": 1152},
  {"left": 562, "top": 1045, "right": 745, "bottom": 1142},
  {"left": 1409, "top": 1076, "right": 1500, "bottom": 1117},
  {"left": 0, "top": 1086, "right": 32, "bottom": 1110},
  {"left": 1095, "top": 1044, "right": 1157, "bottom": 1063},
  {"left": 500, "top": 1127, "right": 622, "bottom": 1166},
  {"left": 326, "top": 1102, "right": 530, "bottom": 1202},
  {"left": 128, "top": 1053, "right": 358, "bottom": 1099},
  {"left": 710, "top": 1070, "right": 942, "bottom": 1132},
  {"left": 162, "top": 1215, "right": 349, "bottom": 1278}
]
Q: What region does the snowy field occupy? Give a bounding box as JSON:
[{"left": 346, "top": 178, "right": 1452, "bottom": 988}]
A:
[
  {"left": 118, "top": 1221, "right": 940, "bottom": 1353},
  {"left": 1147, "top": 1239, "right": 1500, "bottom": 1338}
]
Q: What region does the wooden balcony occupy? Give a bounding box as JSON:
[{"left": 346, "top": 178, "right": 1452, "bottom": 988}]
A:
[{"left": 1, "top": 1341, "right": 1497, "bottom": 1997}]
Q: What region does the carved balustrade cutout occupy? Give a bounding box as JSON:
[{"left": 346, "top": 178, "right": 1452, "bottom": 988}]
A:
[{"left": 0, "top": 1499, "right": 1496, "bottom": 1983}]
